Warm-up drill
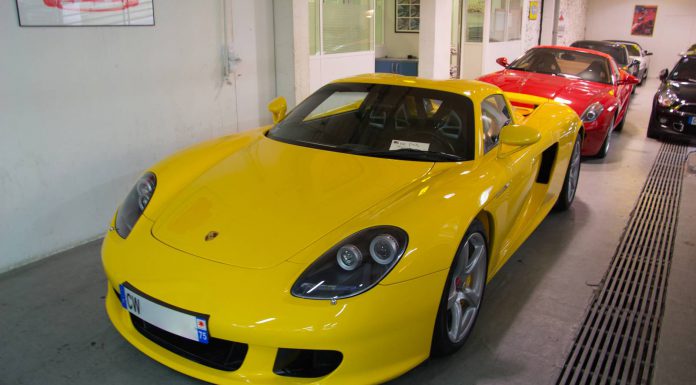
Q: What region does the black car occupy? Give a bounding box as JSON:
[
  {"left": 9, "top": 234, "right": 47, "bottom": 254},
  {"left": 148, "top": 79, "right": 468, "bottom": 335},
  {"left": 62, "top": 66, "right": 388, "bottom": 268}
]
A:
[
  {"left": 647, "top": 52, "right": 696, "bottom": 141},
  {"left": 571, "top": 40, "right": 640, "bottom": 79}
]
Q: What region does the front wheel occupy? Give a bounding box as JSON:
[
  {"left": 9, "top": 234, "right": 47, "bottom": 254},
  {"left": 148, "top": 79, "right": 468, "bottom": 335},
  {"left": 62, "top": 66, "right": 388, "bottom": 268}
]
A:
[
  {"left": 555, "top": 134, "right": 582, "bottom": 211},
  {"left": 595, "top": 116, "right": 615, "bottom": 159},
  {"left": 431, "top": 221, "right": 488, "bottom": 357}
]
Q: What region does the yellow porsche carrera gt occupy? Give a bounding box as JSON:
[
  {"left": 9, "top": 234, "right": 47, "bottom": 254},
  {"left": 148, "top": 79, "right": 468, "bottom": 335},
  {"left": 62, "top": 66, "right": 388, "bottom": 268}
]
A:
[{"left": 102, "top": 74, "right": 582, "bottom": 384}]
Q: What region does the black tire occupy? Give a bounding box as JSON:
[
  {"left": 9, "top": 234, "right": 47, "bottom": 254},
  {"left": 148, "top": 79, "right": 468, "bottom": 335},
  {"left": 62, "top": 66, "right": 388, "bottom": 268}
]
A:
[
  {"left": 594, "top": 116, "right": 615, "bottom": 159},
  {"left": 647, "top": 109, "right": 660, "bottom": 139},
  {"left": 555, "top": 134, "right": 582, "bottom": 211},
  {"left": 431, "top": 220, "right": 488, "bottom": 357},
  {"left": 614, "top": 114, "right": 625, "bottom": 132}
]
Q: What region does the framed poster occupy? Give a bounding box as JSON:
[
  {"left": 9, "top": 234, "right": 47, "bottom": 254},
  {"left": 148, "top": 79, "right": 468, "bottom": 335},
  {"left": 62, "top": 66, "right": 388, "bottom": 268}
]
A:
[
  {"left": 395, "top": 0, "right": 419, "bottom": 33},
  {"left": 631, "top": 5, "right": 657, "bottom": 36},
  {"left": 16, "top": 0, "right": 155, "bottom": 26},
  {"left": 528, "top": 1, "right": 539, "bottom": 20}
]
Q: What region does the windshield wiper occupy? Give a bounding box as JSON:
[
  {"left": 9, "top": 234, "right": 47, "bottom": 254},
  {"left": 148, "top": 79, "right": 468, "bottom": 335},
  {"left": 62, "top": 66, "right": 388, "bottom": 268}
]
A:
[{"left": 361, "top": 148, "right": 465, "bottom": 161}]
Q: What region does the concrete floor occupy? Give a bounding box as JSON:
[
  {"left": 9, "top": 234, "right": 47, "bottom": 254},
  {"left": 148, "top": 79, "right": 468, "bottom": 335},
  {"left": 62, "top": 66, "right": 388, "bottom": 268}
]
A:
[{"left": 1, "top": 78, "right": 694, "bottom": 385}]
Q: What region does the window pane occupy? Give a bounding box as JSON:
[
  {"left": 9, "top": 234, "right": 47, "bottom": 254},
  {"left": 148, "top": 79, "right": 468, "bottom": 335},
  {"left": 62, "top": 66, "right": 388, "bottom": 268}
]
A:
[
  {"left": 507, "top": 0, "right": 522, "bottom": 41},
  {"left": 490, "top": 0, "right": 506, "bottom": 42},
  {"left": 465, "top": 0, "right": 484, "bottom": 42},
  {"left": 323, "top": 0, "right": 373, "bottom": 54},
  {"left": 481, "top": 94, "right": 510, "bottom": 153},
  {"left": 309, "top": 0, "right": 320, "bottom": 55}
]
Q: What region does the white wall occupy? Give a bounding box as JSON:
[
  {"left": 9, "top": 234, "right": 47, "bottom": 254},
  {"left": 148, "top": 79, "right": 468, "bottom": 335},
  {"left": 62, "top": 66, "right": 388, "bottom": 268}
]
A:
[
  {"left": 586, "top": 0, "right": 696, "bottom": 78},
  {"left": 383, "top": 0, "right": 419, "bottom": 58},
  {"left": 523, "top": 0, "right": 541, "bottom": 50},
  {"left": 419, "top": 0, "right": 452, "bottom": 79},
  {"left": 0, "top": 0, "right": 275, "bottom": 272},
  {"left": 555, "top": 0, "right": 588, "bottom": 46}
]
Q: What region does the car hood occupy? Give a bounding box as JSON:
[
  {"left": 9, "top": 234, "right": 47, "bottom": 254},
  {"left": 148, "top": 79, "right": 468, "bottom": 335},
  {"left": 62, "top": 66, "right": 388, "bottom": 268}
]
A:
[
  {"left": 151, "top": 136, "right": 433, "bottom": 269},
  {"left": 479, "top": 70, "right": 610, "bottom": 115},
  {"left": 667, "top": 80, "right": 696, "bottom": 101}
]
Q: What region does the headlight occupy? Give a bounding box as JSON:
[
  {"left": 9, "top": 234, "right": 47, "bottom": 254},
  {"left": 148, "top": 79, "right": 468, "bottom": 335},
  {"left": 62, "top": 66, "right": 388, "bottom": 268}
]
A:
[
  {"left": 657, "top": 89, "right": 679, "bottom": 108},
  {"left": 291, "top": 226, "right": 408, "bottom": 300},
  {"left": 580, "top": 102, "right": 604, "bottom": 123},
  {"left": 115, "top": 172, "right": 157, "bottom": 239}
]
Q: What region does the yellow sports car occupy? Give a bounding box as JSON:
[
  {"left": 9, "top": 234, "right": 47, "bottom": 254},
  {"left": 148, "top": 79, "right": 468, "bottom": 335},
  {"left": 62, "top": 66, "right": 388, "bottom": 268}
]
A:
[{"left": 102, "top": 74, "right": 582, "bottom": 384}]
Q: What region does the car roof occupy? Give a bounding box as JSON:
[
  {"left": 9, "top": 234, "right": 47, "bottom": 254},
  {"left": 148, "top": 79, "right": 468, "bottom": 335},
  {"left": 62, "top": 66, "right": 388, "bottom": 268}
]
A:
[
  {"left": 608, "top": 40, "right": 640, "bottom": 47},
  {"left": 531, "top": 45, "right": 615, "bottom": 62},
  {"left": 331, "top": 73, "right": 502, "bottom": 101},
  {"left": 572, "top": 40, "right": 624, "bottom": 49}
]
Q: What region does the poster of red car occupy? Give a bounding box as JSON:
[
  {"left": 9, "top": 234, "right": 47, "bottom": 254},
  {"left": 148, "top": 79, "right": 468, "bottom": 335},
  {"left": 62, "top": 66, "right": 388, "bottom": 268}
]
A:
[
  {"left": 16, "top": 0, "right": 154, "bottom": 26},
  {"left": 631, "top": 5, "right": 657, "bottom": 36}
]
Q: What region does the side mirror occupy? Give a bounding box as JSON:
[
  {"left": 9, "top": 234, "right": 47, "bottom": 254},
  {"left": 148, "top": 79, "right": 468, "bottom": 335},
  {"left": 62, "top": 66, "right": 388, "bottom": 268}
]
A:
[
  {"left": 618, "top": 73, "right": 639, "bottom": 85},
  {"left": 644, "top": 50, "right": 653, "bottom": 56},
  {"left": 659, "top": 68, "right": 669, "bottom": 82},
  {"left": 499, "top": 124, "right": 541, "bottom": 147},
  {"left": 268, "top": 96, "right": 287, "bottom": 124},
  {"left": 496, "top": 57, "right": 509, "bottom": 68}
]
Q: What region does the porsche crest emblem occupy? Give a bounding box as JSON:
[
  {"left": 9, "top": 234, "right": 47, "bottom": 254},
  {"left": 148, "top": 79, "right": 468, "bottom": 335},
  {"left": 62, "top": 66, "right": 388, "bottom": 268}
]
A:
[{"left": 205, "top": 231, "right": 219, "bottom": 241}]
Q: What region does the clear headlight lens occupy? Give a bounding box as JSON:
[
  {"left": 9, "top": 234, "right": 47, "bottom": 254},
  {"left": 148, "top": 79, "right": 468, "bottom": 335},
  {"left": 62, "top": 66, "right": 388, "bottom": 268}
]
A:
[
  {"left": 291, "top": 226, "right": 408, "bottom": 300},
  {"left": 580, "top": 102, "right": 604, "bottom": 123},
  {"left": 657, "top": 89, "right": 679, "bottom": 108},
  {"left": 115, "top": 172, "right": 156, "bottom": 239}
]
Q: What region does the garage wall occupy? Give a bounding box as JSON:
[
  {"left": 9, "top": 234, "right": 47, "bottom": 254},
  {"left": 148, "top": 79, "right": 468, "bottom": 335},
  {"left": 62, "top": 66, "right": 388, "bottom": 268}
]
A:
[
  {"left": 556, "top": 0, "right": 588, "bottom": 46},
  {"left": 383, "top": 0, "right": 420, "bottom": 58},
  {"left": 0, "top": 1, "right": 274, "bottom": 273},
  {"left": 586, "top": 0, "right": 696, "bottom": 78}
]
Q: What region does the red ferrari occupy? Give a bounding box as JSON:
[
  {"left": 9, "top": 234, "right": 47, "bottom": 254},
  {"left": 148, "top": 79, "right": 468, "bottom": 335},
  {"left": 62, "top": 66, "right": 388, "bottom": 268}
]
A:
[{"left": 479, "top": 46, "right": 638, "bottom": 158}]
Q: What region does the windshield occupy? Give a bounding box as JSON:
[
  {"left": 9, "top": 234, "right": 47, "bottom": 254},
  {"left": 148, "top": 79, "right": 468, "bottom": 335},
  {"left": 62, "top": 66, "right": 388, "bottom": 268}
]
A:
[
  {"left": 572, "top": 42, "right": 628, "bottom": 66},
  {"left": 508, "top": 48, "right": 612, "bottom": 84},
  {"left": 670, "top": 57, "right": 696, "bottom": 82},
  {"left": 267, "top": 83, "right": 475, "bottom": 162}
]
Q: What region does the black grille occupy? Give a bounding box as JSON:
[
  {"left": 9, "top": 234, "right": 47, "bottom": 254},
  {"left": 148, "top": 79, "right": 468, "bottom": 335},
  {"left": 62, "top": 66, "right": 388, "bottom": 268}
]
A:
[
  {"left": 556, "top": 142, "right": 687, "bottom": 385},
  {"left": 677, "top": 104, "right": 696, "bottom": 115},
  {"left": 130, "top": 314, "right": 248, "bottom": 371},
  {"left": 274, "top": 348, "right": 343, "bottom": 378}
]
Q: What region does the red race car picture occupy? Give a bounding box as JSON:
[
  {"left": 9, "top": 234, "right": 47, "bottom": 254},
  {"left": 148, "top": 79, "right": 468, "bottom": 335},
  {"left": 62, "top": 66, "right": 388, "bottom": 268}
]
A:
[
  {"left": 479, "top": 46, "right": 639, "bottom": 158},
  {"left": 43, "top": 0, "right": 139, "bottom": 12}
]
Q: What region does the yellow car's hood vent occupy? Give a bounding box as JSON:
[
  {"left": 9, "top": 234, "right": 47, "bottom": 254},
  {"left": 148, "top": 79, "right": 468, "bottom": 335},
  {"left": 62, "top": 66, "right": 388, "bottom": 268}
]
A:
[{"left": 151, "top": 137, "right": 432, "bottom": 269}]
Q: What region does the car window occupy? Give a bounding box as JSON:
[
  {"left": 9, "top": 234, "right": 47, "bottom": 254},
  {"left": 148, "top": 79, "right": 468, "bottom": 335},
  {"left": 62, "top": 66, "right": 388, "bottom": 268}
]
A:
[
  {"left": 572, "top": 42, "right": 628, "bottom": 66},
  {"left": 481, "top": 94, "right": 511, "bottom": 153},
  {"left": 305, "top": 92, "right": 368, "bottom": 121},
  {"left": 625, "top": 44, "right": 641, "bottom": 56},
  {"left": 268, "top": 83, "right": 476, "bottom": 161},
  {"left": 509, "top": 48, "right": 612, "bottom": 84},
  {"left": 670, "top": 57, "right": 696, "bottom": 82}
]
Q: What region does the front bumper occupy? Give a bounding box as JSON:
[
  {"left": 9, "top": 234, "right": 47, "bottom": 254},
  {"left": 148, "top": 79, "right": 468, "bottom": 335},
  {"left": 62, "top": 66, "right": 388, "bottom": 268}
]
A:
[
  {"left": 580, "top": 118, "right": 608, "bottom": 156},
  {"left": 649, "top": 105, "right": 696, "bottom": 142},
  {"left": 103, "top": 218, "right": 446, "bottom": 384}
]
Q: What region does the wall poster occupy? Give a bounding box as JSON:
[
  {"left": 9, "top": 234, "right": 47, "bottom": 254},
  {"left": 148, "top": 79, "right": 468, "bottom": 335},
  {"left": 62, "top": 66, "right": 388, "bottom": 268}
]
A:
[
  {"left": 16, "top": 0, "right": 155, "bottom": 26},
  {"left": 631, "top": 5, "right": 657, "bottom": 36}
]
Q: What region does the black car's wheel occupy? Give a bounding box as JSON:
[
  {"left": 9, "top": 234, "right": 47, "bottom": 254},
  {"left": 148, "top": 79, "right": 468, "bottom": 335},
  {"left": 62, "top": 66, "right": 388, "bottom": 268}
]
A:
[
  {"left": 431, "top": 220, "right": 488, "bottom": 357},
  {"left": 595, "top": 116, "right": 615, "bottom": 159},
  {"left": 555, "top": 134, "right": 582, "bottom": 211},
  {"left": 647, "top": 109, "right": 660, "bottom": 139}
]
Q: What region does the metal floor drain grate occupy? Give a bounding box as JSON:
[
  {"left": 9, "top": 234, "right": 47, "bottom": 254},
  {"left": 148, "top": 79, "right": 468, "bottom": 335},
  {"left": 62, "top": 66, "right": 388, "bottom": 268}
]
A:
[{"left": 556, "top": 142, "right": 688, "bottom": 385}]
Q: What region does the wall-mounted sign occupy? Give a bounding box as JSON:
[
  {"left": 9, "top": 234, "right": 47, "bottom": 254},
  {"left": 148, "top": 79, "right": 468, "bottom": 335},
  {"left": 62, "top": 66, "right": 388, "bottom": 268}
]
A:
[
  {"left": 528, "top": 1, "right": 539, "bottom": 20},
  {"left": 16, "top": 0, "right": 155, "bottom": 26},
  {"left": 631, "top": 5, "right": 657, "bottom": 36},
  {"left": 395, "top": 0, "right": 419, "bottom": 33}
]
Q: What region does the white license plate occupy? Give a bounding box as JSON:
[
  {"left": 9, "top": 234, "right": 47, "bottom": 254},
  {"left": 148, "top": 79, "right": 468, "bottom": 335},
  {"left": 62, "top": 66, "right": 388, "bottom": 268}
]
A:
[
  {"left": 119, "top": 283, "right": 209, "bottom": 344},
  {"left": 689, "top": 116, "right": 696, "bottom": 125}
]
